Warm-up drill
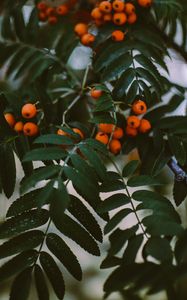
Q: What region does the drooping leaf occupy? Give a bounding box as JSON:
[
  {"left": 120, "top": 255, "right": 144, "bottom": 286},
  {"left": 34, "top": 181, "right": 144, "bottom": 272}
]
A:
[
  {"left": 34, "top": 265, "right": 49, "bottom": 300},
  {"left": 9, "top": 267, "right": 32, "bottom": 300}
]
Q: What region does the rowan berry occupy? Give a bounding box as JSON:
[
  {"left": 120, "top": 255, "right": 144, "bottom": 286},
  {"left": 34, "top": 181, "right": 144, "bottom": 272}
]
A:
[
  {"left": 90, "top": 88, "right": 102, "bottom": 99},
  {"left": 38, "top": 12, "right": 47, "bottom": 21},
  {"left": 113, "top": 127, "right": 124, "bottom": 139},
  {"left": 98, "top": 123, "right": 115, "bottom": 134},
  {"left": 126, "top": 126, "right": 138, "bottom": 137},
  {"left": 37, "top": 2, "right": 47, "bottom": 11},
  {"left": 109, "top": 139, "right": 122, "bottom": 154},
  {"left": 23, "top": 122, "right": 39, "bottom": 136},
  {"left": 132, "top": 100, "right": 147, "bottom": 115},
  {"left": 14, "top": 121, "right": 24, "bottom": 133},
  {"left": 103, "top": 14, "right": 112, "bottom": 22},
  {"left": 73, "top": 128, "right": 84, "bottom": 139},
  {"left": 91, "top": 7, "right": 103, "bottom": 19},
  {"left": 125, "top": 3, "right": 135, "bottom": 14},
  {"left": 99, "top": 1, "right": 112, "bottom": 13},
  {"left": 46, "top": 7, "right": 56, "bottom": 17},
  {"left": 127, "top": 116, "right": 140, "bottom": 128},
  {"left": 127, "top": 12, "right": 137, "bottom": 24},
  {"left": 21, "top": 103, "right": 37, "bottom": 119},
  {"left": 4, "top": 113, "right": 16, "bottom": 127},
  {"left": 95, "top": 132, "right": 109, "bottom": 145},
  {"left": 74, "top": 23, "right": 88, "bottom": 36},
  {"left": 81, "top": 33, "right": 95, "bottom": 46},
  {"left": 112, "top": 0, "right": 125, "bottom": 12},
  {"left": 139, "top": 119, "right": 151, "bottom": 133},
  {"left": 48, "top": 16, "right": 58, "bottom": 25},
  {"left": 112, "top": 30, "right": 125, "bottom": 42},
  {"left": 113, "top": 12, "right": 127, "bottom": 25},
  {"left": 95, "top": 19, "right": 105, "bottom": 26},
  {"left": 138, "top": 0, "right": 152, "bottom": 7},
  {"left": 56, "top": 5, "right": 69, "bottom": 16}
]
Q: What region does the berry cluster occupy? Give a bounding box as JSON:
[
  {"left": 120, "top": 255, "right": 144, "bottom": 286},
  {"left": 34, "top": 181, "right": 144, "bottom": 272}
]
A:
[
  {"left": 126, "top": 100, "right": 151, "bottom": 137},
  {"left": 74, "top": 0, "right": 153, "bottom": 46},
  {"left": 37, "top": 1, "right": 71, "bottom": 25},
  {"left": 96, "top": 124, "right": 123, "bottom": 154},
  {"left": 4, "top": 103, "right": 39, "bottom": 137}
]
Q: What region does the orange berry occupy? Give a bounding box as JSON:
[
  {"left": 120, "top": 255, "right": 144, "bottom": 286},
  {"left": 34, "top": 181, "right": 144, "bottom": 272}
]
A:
[
  {"left": 38, "top": 12, "right": 47, "bottom": 21},
  {"left": 127, "top": 12, "right": 137, "bottom": 24},
  {"left": 125, "top": 3, "right": 135, "bottom": 14},
  {"left": 98, "top": 123, "right": 115, "bottom": 134},
  {"left": 127, "top": 116, "right": 140, "bottom": 129},
  {"left": 99, "top": 1, "right": 112, "bottom": 13},
  {"left": 73, "top": 128, "right": 84, "bottom": 139},
  {"left": 48, "top": 16, "right": 58, "bottom": 25},
  {"left": 57, "top": 129, "right": 69, "bottom": 136},
  {"left": 139, "top": 119, "right": 151, "bottom": 133},
  {"left": 4, "top": 113, "right": 16, "bottom": 127},
  {"left": 112, "top": 30, "right": 125, "bottom": 42},
  {"left": 109, "top": 139, "right": 122, "bottom": 154},
  {"left": 56, "top": 5, "right": 69, "bottom": 15},
  {"left": 112, "top": 0, "right": 125, "bottom": 12},
  {"left": 14, "top": 121, "right": 24, "bottom": 133},
  {"left": 21, "top": 103, "right": 37, "bottom": 119},
  {"left": 46, "top": 7, "right": 56, "bottom": 17},
  {"left": 113, "top": 127, "right": 124, "bottom": 139},
  {"left": 113, "top": 12, "right": 127, "bottom": 25},
  {"left": 23, "top": 122, "right": 39, "bottom": 137},
  {"left": 95, "top": 132, "right": 109, "bottom": 145},
  {"left": 74, "top": 23, "right": 88, "bottom": 36},
  {"left": 103, "top": 13, "right": 112, "bottom": 22},
  {"left": 126, "top": 126, "right": 138, "bottom": 137},
  {"left": 37, "top": 2, "right": 47, "bottom": 11},
  {"left": 91, "top": 7, "right": 103, "bottom": 19},
  {"left": 81, "top": 33, "right": 95, "bottom": 46},
  {"left": 132, "top": 100, "right": 147, "bottom": 115},
  {"left": 138, "top": 0, "right": 152, "bottom": 7},
  {"left": 95, "top": 19, "right": 105, "bottom": 26},
  {"left": 90, "top": 88, "right": 102, "bottom": 99}
]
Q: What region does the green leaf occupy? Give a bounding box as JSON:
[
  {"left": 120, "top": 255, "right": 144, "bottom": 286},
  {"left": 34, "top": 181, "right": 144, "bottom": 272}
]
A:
[
  {"left": 50, "top": 180, "right": 70, "bottom": 218},
  {"left": 144, "top": 237, "right": 173, "bottom": 262},
  {"left": 10, "top": 267, "right": 32, "bottom": 300},
  {"left": 0, "top": 143, "right": 16, "bottom": 198},
  {"left": 104, "top": 209, "right": 133, "bottom": 234},
  {"left": 123, "top": 235, "right": 144, "bottom": 264},
  {"left": 0, "top": 209, "right": 49, "bottom": 239},
  {"left": 108, "top": 225, "right": 139, "bottom": 256},
  {"left": 20, "top": 165, "right": 61, "bottom": 195},
  {"left": 33, "top": 181, "right": 56, "bottom": 208},
  {"left": 143, "top": 215, "right": 183, "bottom": 236},
  {"left": 122, "top": 160, "right": 139, "bottom": 177},
  {"left": 102, "top": 53, "right": 133, "bottom": 81},
  {"left": 34, "top": 134, "right": 74, "bottom": 146},
  {"left": 97, "top": 193, "right": 130, "bottom": 213},
  {"left": 78, "top": 144, "right": 107, "bottom": 181},
  {"left": 100, "top": 256, "right": 121, "bottom": 269},
  {"left": 0, "top": 230, "right": 44, "bottom": 259},
  {"left": 51, "top": 213, "right": 100, "bottom": 256},
  {"left": 0, "top": 250, "right": 37, "bottom": 283},
  {"left": 40, "top": 252, "right": 65, "bottom": 300},
  {"left": 34, "top": 265, "right": 49, "bottom": 300},
  {"left": 22, "top": 147, "right": 67, "bottom": 162},
  {"left": 7, "top": 188, "right": 43, "bottom": 217},
  {"left": 69, "top": 195, "right": 103, "bottom": 242},
  {"left": 168, "top": 135, "right": 186, "bottom": 166},
  {"left": 113, "top": 68, "right": 135, "bottom": 99},
  {"left": 127, "top": 175, "right": 163, "bottom": 187},
  {"left": 173, "top": 180, "right": 187, "bottom": 207},
  {"left": 46, "top": 233, "right": 82, "bottom": 281},
  {"left": 64, "top": 166, "right": 100, "bottom": 209}
]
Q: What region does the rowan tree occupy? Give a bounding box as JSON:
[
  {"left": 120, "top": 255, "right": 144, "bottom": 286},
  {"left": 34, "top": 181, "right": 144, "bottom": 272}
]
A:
[{"left": 0, "top": 0, "right": 187, "bottom": 299}]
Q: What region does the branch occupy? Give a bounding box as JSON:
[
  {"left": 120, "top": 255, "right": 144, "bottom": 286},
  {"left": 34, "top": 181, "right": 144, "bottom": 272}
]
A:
[{"left": 168, "top": 158, "right": 187, "bottom": 183}]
